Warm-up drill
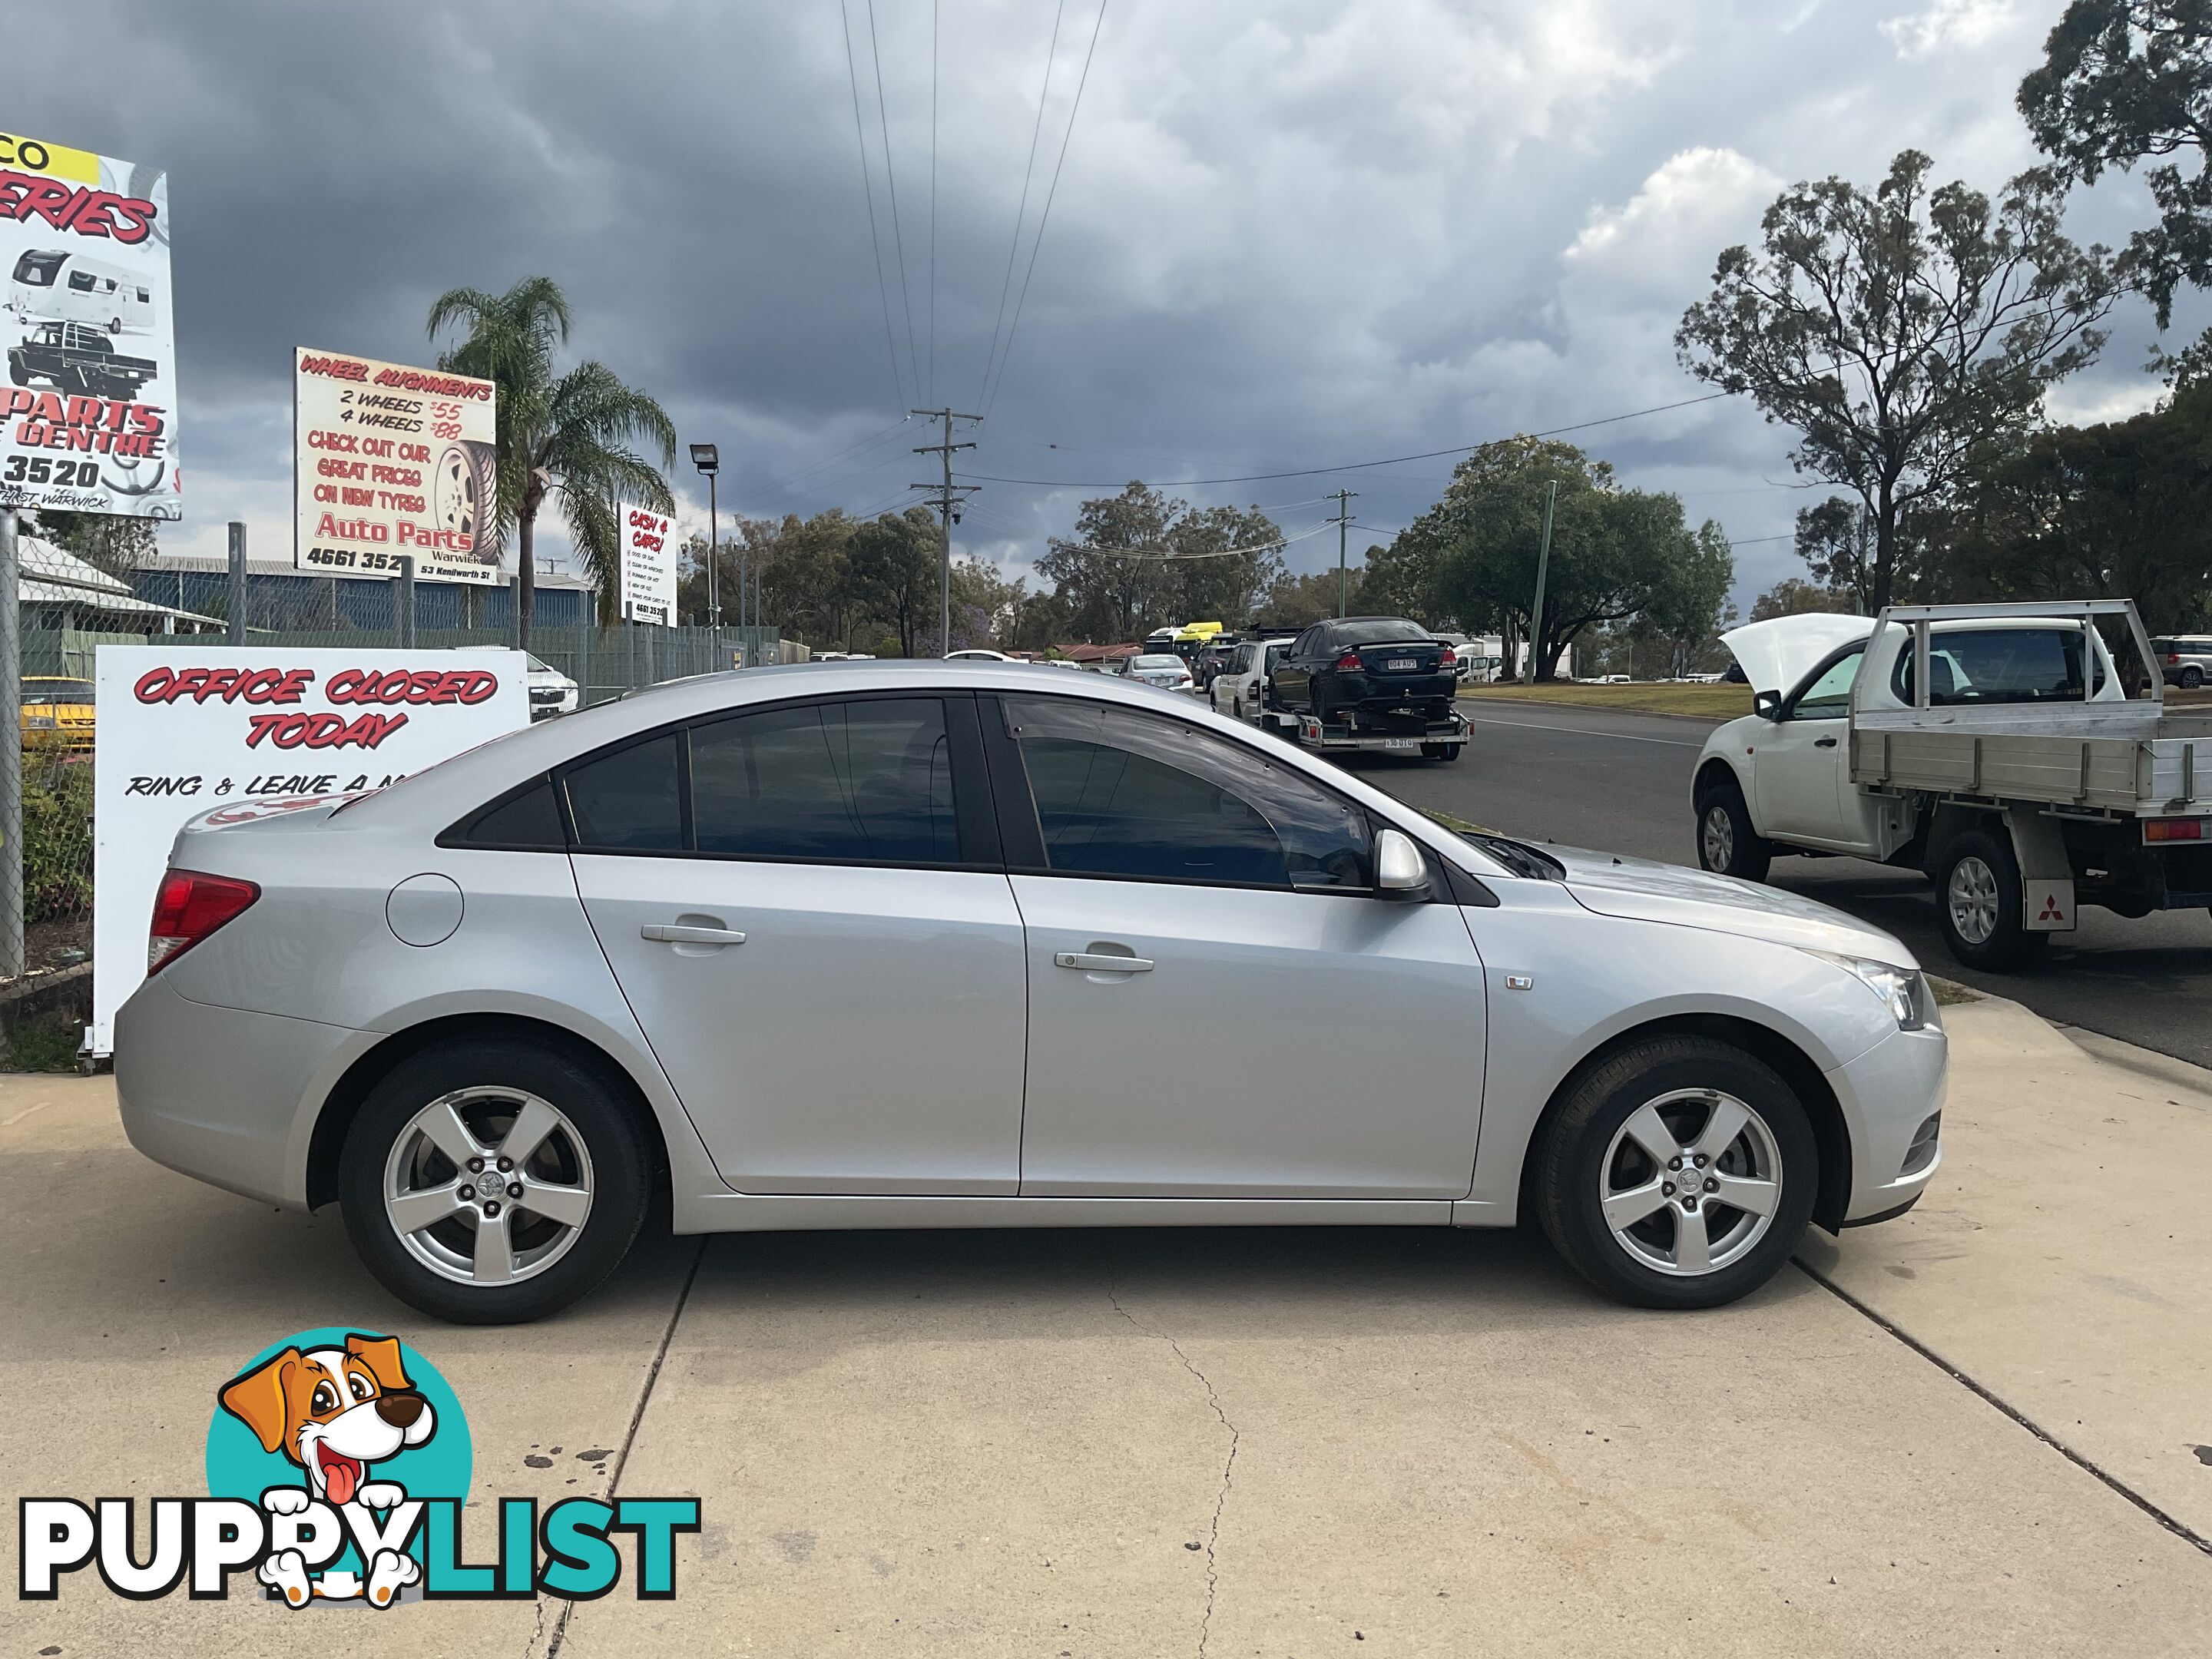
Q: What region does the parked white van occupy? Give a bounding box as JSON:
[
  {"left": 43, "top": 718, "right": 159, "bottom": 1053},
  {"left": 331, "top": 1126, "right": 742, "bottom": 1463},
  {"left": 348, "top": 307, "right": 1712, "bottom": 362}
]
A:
[{"left": 7, "top": 249, "right": 157, "bottom": 334}]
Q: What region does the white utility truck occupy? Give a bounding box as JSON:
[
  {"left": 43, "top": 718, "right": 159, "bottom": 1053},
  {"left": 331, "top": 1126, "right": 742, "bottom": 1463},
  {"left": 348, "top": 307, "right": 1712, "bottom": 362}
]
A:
[{"left": 1692, "top": 600, "right": 2212, "bottom": 970}]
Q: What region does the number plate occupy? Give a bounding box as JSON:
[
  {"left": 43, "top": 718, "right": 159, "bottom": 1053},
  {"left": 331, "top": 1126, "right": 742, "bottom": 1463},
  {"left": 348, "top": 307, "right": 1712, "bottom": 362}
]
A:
[
  {"left": 1382, "top": 738, "right": 1419, "bottom": 750},
  {"left": 1386, "top": 657, "right": 1416, "bottom": 671}
]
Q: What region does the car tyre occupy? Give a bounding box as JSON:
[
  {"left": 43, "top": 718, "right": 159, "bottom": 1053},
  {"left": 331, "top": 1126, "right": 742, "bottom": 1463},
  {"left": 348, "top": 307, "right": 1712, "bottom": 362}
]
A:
[
  {"left": 1694, "top": 778, "right": 1770, "bottom": 882},
  {"left": 1535, "top": 1035, "right": 1817, "bottom": 1310},
  {"left": 1421, "top": 742, "right": 1461, "bottom": 760},
  {"left": 339, "top": 1035, "right": 651, "bottom": 1324},
  {"left": 1935, "top": 828, "right": 2048, "bottom": 972},
  {"left": 2184, "top": 667, "right": 2204, "bottom": 690}
]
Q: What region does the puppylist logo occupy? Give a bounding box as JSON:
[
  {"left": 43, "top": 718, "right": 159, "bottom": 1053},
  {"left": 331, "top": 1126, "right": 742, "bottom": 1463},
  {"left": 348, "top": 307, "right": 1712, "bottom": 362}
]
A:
[{"left": 18, "top": 1328, "right": 698, "bottom": 1608}]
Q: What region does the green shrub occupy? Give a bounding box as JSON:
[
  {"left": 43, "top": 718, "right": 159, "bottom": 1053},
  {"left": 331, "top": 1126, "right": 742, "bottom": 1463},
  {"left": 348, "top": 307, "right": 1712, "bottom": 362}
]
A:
[{"left": 22, "top": 760, "right": 92, "bottom": 925}]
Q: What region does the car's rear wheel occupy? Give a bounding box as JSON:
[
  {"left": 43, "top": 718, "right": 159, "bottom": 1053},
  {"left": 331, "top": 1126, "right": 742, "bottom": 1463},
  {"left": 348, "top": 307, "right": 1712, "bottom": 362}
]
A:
[
  {"left": 1535, "top": 1036, "right": 1816, "bottom": 1310},
  {"left": 1935, "top": 829, "right": 2047, "bottom": 972},
  {"left": 1421, "top": 742, "right": 1461, "bottom": 760},
  {"left": 1694, "top": 779, "right": 1770, "bottom": 882},
  {"left": 339, "top": 1036, "right": 650, "bottom": 1324}
]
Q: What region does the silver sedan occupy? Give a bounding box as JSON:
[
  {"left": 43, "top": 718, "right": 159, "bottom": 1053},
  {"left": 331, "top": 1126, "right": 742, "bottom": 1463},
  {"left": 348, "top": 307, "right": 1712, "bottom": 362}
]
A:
[{"left": 115, "top": 661, "right": 1945, "bottom": 1323}]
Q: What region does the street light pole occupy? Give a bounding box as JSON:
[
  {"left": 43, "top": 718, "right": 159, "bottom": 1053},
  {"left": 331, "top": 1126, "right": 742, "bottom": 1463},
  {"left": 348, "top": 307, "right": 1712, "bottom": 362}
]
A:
[{"left": 689, "top": 443, "right": 720, "bottom": 659}]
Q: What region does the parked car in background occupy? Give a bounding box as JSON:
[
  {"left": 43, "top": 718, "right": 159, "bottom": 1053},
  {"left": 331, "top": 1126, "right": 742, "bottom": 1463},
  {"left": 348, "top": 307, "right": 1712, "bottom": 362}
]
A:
[
  {"left": 460, "top": 647, "right": 579, "bottom": 720},
  {"left": 1211, "top": 635, "right": 1295, "bottom": 723},
  {"left": 1269, "top": 618, "right": 1457, "bottom": 730},
  {"left": 19, "top": 675, "right": 94, "bottom": 753},
  {"left": 114, "top": 659, "right": 1947, "bottom": 1323},
  {"left": 1125, "top": 653, "right": 1195, "bottom": 691},
  {"left": 2151, "top": 635, "right": 2212, "bottom": 689},
  {"left": 946, "top": 649, "right": 1018, "bottom": 662}
]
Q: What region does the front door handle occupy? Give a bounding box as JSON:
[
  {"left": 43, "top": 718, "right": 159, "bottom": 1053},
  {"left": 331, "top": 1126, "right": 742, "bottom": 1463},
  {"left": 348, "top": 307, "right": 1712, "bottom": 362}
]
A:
[
  {"left": 642, "top": 923, "right": 747, "bottom": 946},
  {"left": 1813, "top": 736, "right": 1838, "bottom": 748},
  {"left": 1054, "top": 951, "right": 1154, "bottom": 973}
]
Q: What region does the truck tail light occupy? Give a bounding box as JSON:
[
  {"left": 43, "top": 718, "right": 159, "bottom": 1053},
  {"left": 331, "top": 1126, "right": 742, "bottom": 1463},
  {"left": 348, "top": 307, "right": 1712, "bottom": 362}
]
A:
[
  {"left": 1335, "top": 651, "right": 1363, "bottom": 671},
  {"left": 2144, "top": 818, "right": 2206, "bottom": 843},
  {"left": 148, "top": 869, "right": 260, "bottom": 973}
]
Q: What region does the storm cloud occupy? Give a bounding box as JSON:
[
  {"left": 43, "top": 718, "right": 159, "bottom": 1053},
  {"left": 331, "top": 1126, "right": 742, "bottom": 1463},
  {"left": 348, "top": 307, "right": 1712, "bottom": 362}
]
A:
[{"left": 13, "top": 0, "right": 2204, "bottom": 604}]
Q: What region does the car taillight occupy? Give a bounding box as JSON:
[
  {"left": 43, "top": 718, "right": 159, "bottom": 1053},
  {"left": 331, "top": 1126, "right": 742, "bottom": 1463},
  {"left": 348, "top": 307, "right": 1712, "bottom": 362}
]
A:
[
  {"left": 1438, "top": 647, "right": 1456, "bottom": 669},
  {"left": 2169, "top": 653, "right": 2182, "bottom": 664},
  {"left": 1335, "top": 651, "right": 1363, "bottom": 671},
  {"left": 147, "top": 869, "right": 260, "bottom": 973}
]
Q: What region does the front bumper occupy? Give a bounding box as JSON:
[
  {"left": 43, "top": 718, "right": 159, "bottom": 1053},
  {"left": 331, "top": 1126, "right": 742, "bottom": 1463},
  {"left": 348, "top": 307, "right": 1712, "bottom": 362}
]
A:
[
  {"left": 1824, "top": 1022, "right": 1948, "bottom": 1223},
  {"left": 114, "top": 971, "right": 369, "bottom": 1210}
]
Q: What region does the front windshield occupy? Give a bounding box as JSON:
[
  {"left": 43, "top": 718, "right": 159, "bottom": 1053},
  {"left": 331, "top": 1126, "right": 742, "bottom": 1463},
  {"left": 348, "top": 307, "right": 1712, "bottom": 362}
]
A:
[{"left": 21, "top": 679, "right": 93, "bottom": 706}]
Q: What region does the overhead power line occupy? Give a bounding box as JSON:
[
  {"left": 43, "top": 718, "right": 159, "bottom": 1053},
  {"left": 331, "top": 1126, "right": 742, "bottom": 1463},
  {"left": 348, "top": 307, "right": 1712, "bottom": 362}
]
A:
[
  {"left": 956, "top": 390, "right": 1735, "bottom": 488},
  {"left": 866, "top": 0, "right": 924, "bottom": 404},
  {"left": 979, "top": 0, "right": 1069, "bottom": 412},
  {"left": 838, "top": 0, "right": 909, "bottom": 409},
  {"left": 983, "top": 0, "right": 1109, "bottom": 419}
]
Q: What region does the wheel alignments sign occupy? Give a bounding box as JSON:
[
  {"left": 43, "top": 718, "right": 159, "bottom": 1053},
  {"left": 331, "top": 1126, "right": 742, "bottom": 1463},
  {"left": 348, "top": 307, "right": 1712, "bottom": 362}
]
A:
[
  {"left": 0, "top": 131, "right": 182, "bottom": 518},
  {"left": 294, "top": 348, "right": 497, "bottom": 582}
]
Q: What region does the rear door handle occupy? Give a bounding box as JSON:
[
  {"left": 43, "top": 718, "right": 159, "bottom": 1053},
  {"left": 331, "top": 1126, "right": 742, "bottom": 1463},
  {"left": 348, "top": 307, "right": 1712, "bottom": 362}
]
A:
[
  {"left": 1813, "top": 736, "right": 1838, "bottom": 748},
  {"left": 1054, "top": 951, "right": 1154, "bottom": 973},
  {"left": 642, "top": 924, "right": 747, "bottom": 946}
]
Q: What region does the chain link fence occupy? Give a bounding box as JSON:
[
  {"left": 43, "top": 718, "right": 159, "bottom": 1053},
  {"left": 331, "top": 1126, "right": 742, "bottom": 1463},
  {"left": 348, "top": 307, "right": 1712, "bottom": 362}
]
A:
[{"left": 2, "top": 527, "right": 787, "bottom": 1047}]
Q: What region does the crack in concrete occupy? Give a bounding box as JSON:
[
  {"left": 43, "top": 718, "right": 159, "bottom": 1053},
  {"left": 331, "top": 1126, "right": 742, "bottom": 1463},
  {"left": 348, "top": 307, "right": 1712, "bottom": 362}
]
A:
[{"left": 1108, "top": 1280, "right": 1240, "bottom": 1658}]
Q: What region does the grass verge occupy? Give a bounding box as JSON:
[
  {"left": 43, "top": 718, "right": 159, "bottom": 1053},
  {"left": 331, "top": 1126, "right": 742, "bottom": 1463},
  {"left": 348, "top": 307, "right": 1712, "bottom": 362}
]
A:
[
  {"left": 2, "top": 1012, "right": 84, "bottom": 1072},
  {"left": 1460, "top": 681, "right": 1753, "bottom": 719}
]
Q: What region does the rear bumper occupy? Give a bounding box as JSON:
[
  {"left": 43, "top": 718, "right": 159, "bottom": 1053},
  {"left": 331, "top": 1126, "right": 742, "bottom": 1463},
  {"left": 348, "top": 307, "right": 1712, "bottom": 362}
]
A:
[
  {"left": 114, "top": 971, "right": 370, "bottom": 1211},
  {"left": 1825, "top": 1022, "right": 1948, "bottom": 1223}
]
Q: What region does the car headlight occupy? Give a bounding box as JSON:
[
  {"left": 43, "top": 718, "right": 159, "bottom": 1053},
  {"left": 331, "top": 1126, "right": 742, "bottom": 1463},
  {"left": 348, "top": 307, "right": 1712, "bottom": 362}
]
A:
[{"left": 1805, "top": 950, "right": 1930, "bottom": 1031}]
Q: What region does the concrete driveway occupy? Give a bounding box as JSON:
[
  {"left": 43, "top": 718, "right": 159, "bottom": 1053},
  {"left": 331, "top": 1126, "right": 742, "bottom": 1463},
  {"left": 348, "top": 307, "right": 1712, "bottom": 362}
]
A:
[{"left": 5, "top": 996, "right": 2210, "bottom": 1657}]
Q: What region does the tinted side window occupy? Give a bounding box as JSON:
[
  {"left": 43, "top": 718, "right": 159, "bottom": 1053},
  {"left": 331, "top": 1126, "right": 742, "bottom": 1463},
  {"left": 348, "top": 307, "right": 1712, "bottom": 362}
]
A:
[
  {"left": 689, "top": 697, "right": 957, "bottom": 864},
  {"left": 445, "top": 776, "right": 566, "bottom": 850},
  {"left": 565, "top": 733, "right": 684, "bottom": 850},
  {"left": 1005, "top": 699, "right": 1371, "bottom": 889}
]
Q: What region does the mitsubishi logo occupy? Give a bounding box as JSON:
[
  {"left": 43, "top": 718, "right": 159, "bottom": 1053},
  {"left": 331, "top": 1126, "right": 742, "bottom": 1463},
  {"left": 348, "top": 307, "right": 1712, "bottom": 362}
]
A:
[{"left": 2038, "top": 893, "right": 2067, "bottom": 922}]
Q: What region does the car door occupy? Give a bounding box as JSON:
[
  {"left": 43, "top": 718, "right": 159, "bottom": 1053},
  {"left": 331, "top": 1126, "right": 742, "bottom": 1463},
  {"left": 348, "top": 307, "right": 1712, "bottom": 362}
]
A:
[
  {"left": 566, "top": 691, "right": 1029, "bottom": 1194},
  {"left": 1274, "top": 629, "right": 1315, "bottom": 711},
  {"left": 1752, "top": 645, "right": 1867, "bottom": 848},
  {"left": 987, "top": 694, "right": 1488, "bottom": 1198}
]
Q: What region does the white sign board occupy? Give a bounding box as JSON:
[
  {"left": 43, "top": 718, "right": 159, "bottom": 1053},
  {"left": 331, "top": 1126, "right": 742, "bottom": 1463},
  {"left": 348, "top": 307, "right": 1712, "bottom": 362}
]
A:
[
  {"left": 293, "top": 347, "right": 498, "bottom": 583},
  {"left": 91, "top": 647, "right": 530, "bottom": 1053},
  {"left": 619, "top": 504, "right": 676, "bottom": 625},
  {"left": 0, "top": 130, "right": 182, "bottom": 520}
]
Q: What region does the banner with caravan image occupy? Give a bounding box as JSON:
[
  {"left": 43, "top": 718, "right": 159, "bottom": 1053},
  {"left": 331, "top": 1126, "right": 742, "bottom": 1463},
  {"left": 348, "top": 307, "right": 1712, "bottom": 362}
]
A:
[
  {"left": 293, "top": 347, "right": 500, "bottom": 585},
  {"left": 0, "top": 129, "right": 182, "bottom": 520}
]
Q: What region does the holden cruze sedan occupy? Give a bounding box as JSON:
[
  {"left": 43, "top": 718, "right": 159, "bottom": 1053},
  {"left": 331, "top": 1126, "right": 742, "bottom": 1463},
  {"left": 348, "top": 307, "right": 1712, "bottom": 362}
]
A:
[{"left": 115, "top": 661, "right": 1945, "bottom": 1324}]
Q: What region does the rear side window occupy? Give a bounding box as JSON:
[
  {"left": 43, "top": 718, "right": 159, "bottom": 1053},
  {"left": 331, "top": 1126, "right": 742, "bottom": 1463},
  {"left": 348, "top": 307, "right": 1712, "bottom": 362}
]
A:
[
  {"left": 689, "top": 697, "right": 957, "bottom": 864},
  {"left": 445, "top": 776, "right": 566, "bottom": 850},
  {"left": 565, "top": 733, "right": 684, "bottom": 850},
  {"left": 1005, "top": 698, "right": 1371, "bottom": 890}
]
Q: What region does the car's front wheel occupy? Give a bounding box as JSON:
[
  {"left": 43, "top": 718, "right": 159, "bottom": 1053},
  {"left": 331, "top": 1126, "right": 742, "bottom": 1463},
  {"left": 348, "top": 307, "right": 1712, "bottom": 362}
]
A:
[
  {"left": 2184, "top": 666, "right": 2204, "bottom": 690},
  {"left": 1694, "top": 779, "right": 1770, "bottom": 882},
  {"left": 1535, "top": 1036, "right": 1816, "bottom": 1310},
  {"left": 339, "top": 1036, "right": 651, "bottom": 1324}
]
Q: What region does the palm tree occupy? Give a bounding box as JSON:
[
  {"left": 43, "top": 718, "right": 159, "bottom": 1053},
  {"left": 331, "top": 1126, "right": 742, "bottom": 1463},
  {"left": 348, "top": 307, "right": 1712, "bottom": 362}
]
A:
[{"left": 426, "top": 276, "right": 677, "bottom": 646}]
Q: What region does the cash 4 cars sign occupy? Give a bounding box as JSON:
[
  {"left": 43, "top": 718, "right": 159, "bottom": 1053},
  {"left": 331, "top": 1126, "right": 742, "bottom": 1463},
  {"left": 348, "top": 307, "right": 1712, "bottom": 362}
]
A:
[
  {"left": 88, "top": 647, "right": 528, "bottom": 1055},
  {"left": 0, "top": 129, "right": 182, "bottom": 520},
  {"left": 619, "top": 504, "right": 675, "bottom": 625},
  {"left": 294, "top": 348, "right": 498, "bottom": 584}
]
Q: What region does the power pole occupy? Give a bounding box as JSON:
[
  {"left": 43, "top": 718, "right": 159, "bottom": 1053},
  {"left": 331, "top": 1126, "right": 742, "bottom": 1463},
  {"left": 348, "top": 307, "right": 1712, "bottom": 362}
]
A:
[
  {"left": 910, "top": 407, "right": 981, "bottom": 656},
  {"left": 1327, "top": 488, "right": 1357, "bottom": 617},
  {"left": 1522, "top": 480, "right": 1558, "bottom": 684}
]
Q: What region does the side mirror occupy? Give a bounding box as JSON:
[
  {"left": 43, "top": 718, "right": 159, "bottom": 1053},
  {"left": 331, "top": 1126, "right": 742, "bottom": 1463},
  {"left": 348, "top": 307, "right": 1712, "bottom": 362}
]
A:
[
  {"left": 1753, "top": 689, "right": 1782, "bottom": 720},
  {"left": 1375, "top": 828, "right": 1429, "bottom": 898}
]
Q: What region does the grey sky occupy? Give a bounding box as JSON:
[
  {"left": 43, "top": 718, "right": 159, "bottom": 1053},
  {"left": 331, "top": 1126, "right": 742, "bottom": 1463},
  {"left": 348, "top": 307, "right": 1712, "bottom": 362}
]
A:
[{"left": 16, "top": 0, "right": 2204, "bottom": 609}]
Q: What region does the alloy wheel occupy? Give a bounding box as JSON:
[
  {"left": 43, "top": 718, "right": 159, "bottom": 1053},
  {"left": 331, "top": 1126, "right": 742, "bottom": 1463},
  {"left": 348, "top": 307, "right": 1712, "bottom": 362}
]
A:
[
  {"left": 1598, "top": 1088, "right": 1783, "bottom": 1277},
  {"left": 1947, "top": 855, "right": 2000, "bottom": 945},
  {"left": 382, "top": 1087, "right": 595, "bottom": 1287},
  {"left": 1700, "top": 803, "right": 1734, "bottom": 870}
]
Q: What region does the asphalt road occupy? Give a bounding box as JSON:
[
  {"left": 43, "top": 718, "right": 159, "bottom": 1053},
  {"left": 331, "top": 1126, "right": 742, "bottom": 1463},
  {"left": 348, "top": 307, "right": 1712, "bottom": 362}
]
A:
[{"left": 1344, "top": 700, "right": 2212, "bottom": 1068}]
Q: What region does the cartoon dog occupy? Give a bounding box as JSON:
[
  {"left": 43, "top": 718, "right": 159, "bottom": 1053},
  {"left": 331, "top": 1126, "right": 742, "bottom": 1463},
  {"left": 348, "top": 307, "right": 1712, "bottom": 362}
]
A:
[{"left": 217, "top": 1333, "right": 436, "bottom": 1608}]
